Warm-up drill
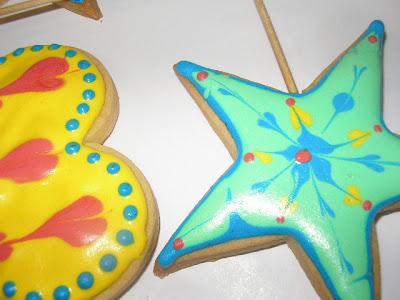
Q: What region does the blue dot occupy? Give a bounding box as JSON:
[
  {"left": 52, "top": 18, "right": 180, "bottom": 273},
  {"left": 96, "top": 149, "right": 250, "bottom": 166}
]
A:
[
  {"left": 53, "top": 286, "right": 70, "bottom": 300},
  {"left": 65, "top": 50, "right": 77, "bottom": 58},
  {"left": 77, "top": 272, "right": 94, "bottom": 290},
  {"left": 118, "top": 183, "right": 132, "bottom": 197},
  {"left": 13, "top": 48, "right": 24, "bottom": 56},
  {"left": 0, "top": 57, "right": 6, "bottom": 65},
  {"left": 107, "top": 163, "right": 120, "bottom": 174},
  {"left": 100, "top": 254, "right": 117, "bottom": 272},
  {"left": 31, "top": 45, "right": 43, "bottom": 52},
  {"left": 83, "top": 73, "right": 96, "bottom": 83},
  {"left": 123, "top": 205, "right": 138, "bottom": 221},
  {"left": 83, "top": 90, "right": 95, "bottom": 100},
  {"left": 65, "top": 142, "right": 80, "bottom": 155},
  {"left": 25, "top": 292, "right": 41, "bottom": 300},
  {"left": 70, "top": 0, "right": 85, "bottom": 4},
  {"left": 65, "top": 119, "right": 80, "bottom": 131},
  {"left": 49, "top": 44, "right": 61, "bottom": 50},
  {"left": 117, "top": 230, "right": 134, "bottom": 246},
  {"left": 77, "top": 103, "right": 90, "bottom": 114},
  {"left": 78, "top": 60, "right": 91, "bottom": 69},
  {"left": 3, "top": 281, "right": 16, "bottom": 298},
  {"left": 87, "top": 153, "right": 100, "bottom": 164}
]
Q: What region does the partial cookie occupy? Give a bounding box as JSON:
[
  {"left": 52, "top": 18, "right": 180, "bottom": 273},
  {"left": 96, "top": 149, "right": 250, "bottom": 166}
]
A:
[
  {"left": 56, "top": 0, "right": 103, "bottom": 20},
  {"left": 0, "top": 45, "right": 159, "bottom": 299},
  {"left": 155, "top": 21, "right": 400, "bottom": 300}
]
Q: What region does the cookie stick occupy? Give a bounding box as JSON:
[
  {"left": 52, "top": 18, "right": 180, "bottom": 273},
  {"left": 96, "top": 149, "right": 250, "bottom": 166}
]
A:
[
  {"left": 0, "top": 3, "right": 58, "bottom": 25},
  {"left": 254, "top": 0, "right": 298, "bottom": 93},
  {"left": 0, "top": 0, "right": 60, "bottom": 16}
]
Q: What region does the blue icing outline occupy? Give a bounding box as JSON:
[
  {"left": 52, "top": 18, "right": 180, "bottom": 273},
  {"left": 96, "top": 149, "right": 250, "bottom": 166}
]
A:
[
  {"left": 158, "top": 21, "right": 394, "bottom": 300},
  {"left": 160, "top": 213, "right": 344, "bottom": 299}
]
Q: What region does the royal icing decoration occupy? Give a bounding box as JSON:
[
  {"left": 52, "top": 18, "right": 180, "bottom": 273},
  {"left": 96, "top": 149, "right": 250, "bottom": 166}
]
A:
[
  {"left": 157, "top": 21, "right": 400, "bottom": 300},
  {"left": 0, "top": 45, "right": 148, "bottom": 299},
  {"left": 58, "top": 0, "right": 102, "bottom": 20}
]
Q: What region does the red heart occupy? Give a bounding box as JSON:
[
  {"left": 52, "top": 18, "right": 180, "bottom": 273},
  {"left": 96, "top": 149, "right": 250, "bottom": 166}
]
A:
[
  {"left": 0, "top": 139, "right": 58, "bottom": 183},
  {"left": 0, "top": 57, "right": 69, "bottom": 96},
  {"left": 25, "top": 196, "right": 107, "bottom": 247},
  {"left": 0, "top": 196, "right": 107, "bottom": 262}
]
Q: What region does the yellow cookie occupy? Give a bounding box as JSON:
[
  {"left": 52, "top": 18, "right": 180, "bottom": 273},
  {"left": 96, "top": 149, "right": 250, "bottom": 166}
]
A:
[{"left": 0, "top": 45, "right": 159, "bottom": 300}]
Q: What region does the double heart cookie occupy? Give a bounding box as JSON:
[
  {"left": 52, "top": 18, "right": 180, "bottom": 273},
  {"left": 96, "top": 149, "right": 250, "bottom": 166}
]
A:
[
  {"left": 155, "top": 21, "right": 400, "bottom": 300},
  {"left": 0, "top": 45, "right": 158, "bottom": 299}
]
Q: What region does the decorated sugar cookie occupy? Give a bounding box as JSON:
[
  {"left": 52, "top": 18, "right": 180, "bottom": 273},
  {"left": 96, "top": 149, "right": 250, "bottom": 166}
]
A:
[
  {"left": 0, "top": 45, "right": 158, "bottom": 299},
  {"left": 0, "top": 0, "right": 102, "bottom": 25},
  {"left": 155, "top": 20, "right": 400, "bottom": 300}
]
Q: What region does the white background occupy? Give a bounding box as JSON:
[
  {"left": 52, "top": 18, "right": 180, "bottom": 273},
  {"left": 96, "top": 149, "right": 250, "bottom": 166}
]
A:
[{"left": 1, "top": 1, "right": 399, "bottom": 299}]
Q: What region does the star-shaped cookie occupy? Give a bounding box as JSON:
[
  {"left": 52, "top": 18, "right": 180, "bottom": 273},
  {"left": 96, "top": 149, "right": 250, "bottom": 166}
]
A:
[{"left": 155, "top": 21, "right": 400, "bottom": 300}]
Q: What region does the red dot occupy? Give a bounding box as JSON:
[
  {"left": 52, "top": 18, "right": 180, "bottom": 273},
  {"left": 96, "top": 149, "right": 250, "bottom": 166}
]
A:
[
  {"left": 0, "top": 232, "right": 6, "bottom": 241},
  {"left": 0, "top": 100, "right": 3, "bottom": 109},
  {"left": 286, "top": 98, "right": 296, "bottom": 106},
  {"left": 244, "top": 152, "right": 255, "bottom": 163},
  {"left": 374, "top": 125, "right": 383, "bottom": 133},
  {"left": 368, "top": 36, "right": 378, "bottom": 44},
  {"left": 363, "top": 201, "right": 373, "bottom": 211},
  {"left": 173, "top": 238, "right": 184, "bottom": 250},
  {"left": 197, "top": 71, "right": 209, "bottom": 81},
  {"left": 276, "top": 216, "right": 285, "bottom": 224},
  {"left": 295, "top": 150, "right": 312, "bottom": 164}
]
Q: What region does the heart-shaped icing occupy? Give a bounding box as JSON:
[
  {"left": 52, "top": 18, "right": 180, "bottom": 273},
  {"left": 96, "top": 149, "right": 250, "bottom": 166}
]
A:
[
  {"left": 0, "top": 196, "right": 107, "bottom": 262},
  {"left": 0, "top": 57, "right": 68, "bottom": 96},
  {"left": 0, "top": 139, "right": 58, "bottom": 183}
]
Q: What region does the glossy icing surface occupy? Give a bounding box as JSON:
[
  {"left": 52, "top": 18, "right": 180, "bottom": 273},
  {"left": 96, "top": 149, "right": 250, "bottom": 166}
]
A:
[
  {"left": 0, "top": 45, "right": 148, "bottom": 299},
  {"left": 157, "top": 21, "right": 400, "bottom": 300}
]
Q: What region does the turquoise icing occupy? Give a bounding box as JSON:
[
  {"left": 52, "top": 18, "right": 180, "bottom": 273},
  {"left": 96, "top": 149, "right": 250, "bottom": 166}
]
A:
[
  {"left": 157, "top": 21, "right": 400, "bottom": 300},
  {"left": 99, "top": 255, "right": 117, "bottom": 272},
  {"left": 53, "top": 286, "right": 70, "bottom": 300},
  {"left": 124, "top": 205, "right": 138, "bottom": 221},
  {"left": 77, "top": 272, "right": 94, "bottom": 290}
]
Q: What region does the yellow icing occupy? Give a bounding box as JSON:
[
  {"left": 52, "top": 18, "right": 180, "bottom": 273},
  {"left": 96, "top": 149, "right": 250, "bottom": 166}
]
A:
[
  {"left": 290, "top": 106, "right": 313, "bottom": 130},
  {"left": 344, "top": 186, "right": 363, "bottom": 205},
  {"left": 254, "top": 151, "right": 272, "bottom": 164},
  {"left": 348, "top": 130, "right": 371, "bottom": 148},
  {"left": 0, "top": 46, "right": 148, "bottom": 299}
]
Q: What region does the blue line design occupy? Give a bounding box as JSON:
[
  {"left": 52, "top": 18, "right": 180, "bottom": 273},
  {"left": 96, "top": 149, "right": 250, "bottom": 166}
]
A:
[{"left": 322, "top": 66, "right": 367, "bottom": 134}]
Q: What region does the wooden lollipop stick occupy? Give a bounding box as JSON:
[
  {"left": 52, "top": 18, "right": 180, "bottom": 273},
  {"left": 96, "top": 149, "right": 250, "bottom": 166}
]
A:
[
  {"left": 0, "top": 0, "right": 62, "bottom": 17},
  {"left": 0, "top": 3, "right": 58, "bottom": 25},
  {"left": 254, "top": 0, "right": 299, "bottom": 94}
]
